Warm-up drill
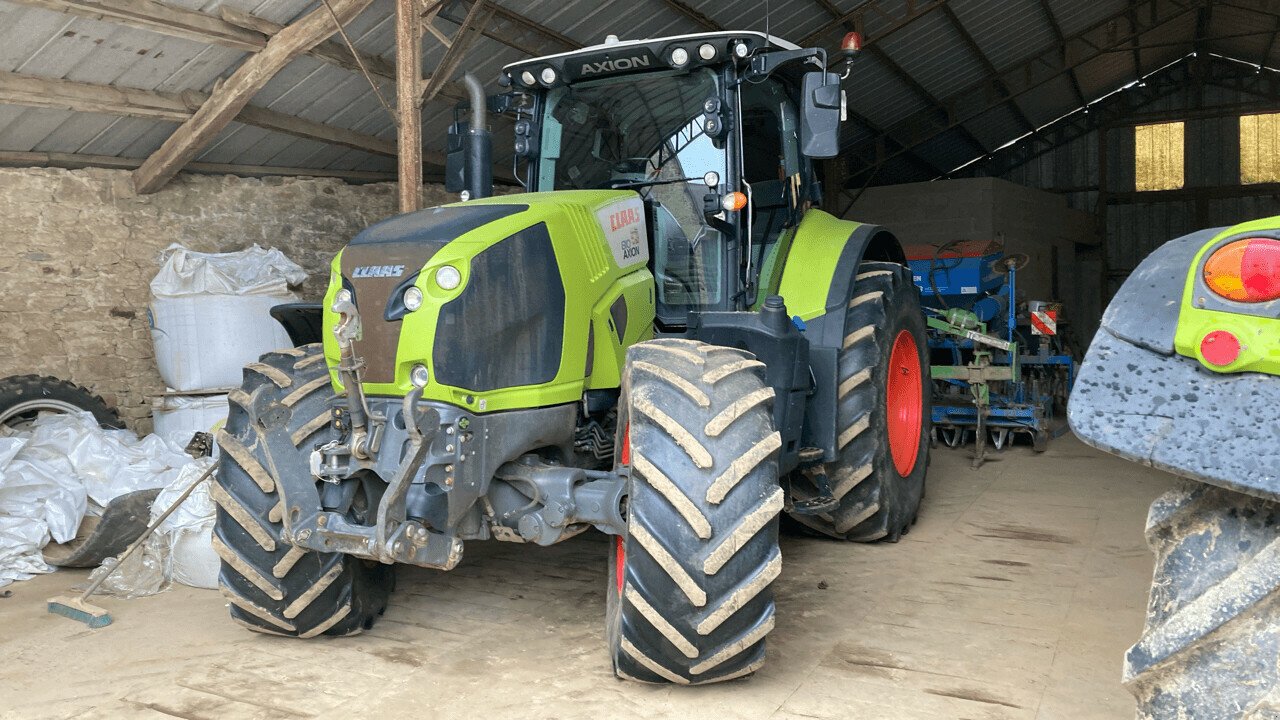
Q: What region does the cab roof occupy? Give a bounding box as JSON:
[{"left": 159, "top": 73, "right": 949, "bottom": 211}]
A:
[{"left": 501, "top": 31, "right": 802, "bottom": 89}]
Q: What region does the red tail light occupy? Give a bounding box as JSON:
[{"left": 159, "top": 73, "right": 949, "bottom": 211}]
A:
[{"left": 1204, "top": 237, "right": 1280, "bottom": 303}]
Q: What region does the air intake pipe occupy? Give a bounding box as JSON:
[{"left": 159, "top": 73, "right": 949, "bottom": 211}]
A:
[{"left": 461, "top": 72, "right": 492, "bottom": 199}]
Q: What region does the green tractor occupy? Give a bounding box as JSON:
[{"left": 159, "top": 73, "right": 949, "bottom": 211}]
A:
[
  {"left": 1070, "top": 218, "right": 1280, "bottom": 716},
  {"left": 215, "top": 30, "right": 931, "bottom": 684}
]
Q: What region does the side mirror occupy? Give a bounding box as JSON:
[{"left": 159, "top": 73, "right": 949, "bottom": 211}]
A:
[
  {"left": 445, "top": 121, "right": 468, "bottom": 194},
  {"left": 800, "top": 71, "right": 842, "bottom": 159}
]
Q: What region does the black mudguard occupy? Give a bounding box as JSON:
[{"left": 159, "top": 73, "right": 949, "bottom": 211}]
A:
[
  {"left": 270, "top": 302, "right": 324, "bottom": 347},
  {"left": 1068, "top": 228, "right": 1280, "bottom": 500}
]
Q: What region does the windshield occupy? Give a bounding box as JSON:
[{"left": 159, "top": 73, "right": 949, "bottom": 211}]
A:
[
  {"left": 536, "top": 68, "right": 729, "bottom": 317},
  {"left": 535, "top": 68, "right": 725, "bottom": 191}
]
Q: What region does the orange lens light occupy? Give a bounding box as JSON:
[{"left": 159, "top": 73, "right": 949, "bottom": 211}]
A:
[
  {"left": 1204, "top": 237, "right": 1280, "bottom": 303},
  {"left": 722, "top": 192, "right": 748, "bottom": 212}
]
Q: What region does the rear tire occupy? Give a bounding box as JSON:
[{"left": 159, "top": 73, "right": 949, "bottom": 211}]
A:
[
  {"left": 1125, "top": 481, "right": 1280, "bottom": 718},
  {"left": 789, "top": 261, "right": 930, "bottom": 542},
  {"left": 214, "top": 344, "right": 393, "bottom": 637},
  {"left": 607, "top": 339, "right": 783, "bottom": 684}
]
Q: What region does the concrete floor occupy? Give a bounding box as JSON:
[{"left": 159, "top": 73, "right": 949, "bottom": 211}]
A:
[{"left": 0, "top": 435, "right": 1173, "bottom": 720}]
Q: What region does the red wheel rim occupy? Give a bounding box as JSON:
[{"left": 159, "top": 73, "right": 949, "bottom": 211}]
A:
[
  {"left": 886, "top": 330, "right": 923, "bottom": 476},
  {"left": 614, "top": 535, "right": 626, "bottom": 593},
  {"left": 615, "top": 422, "right": 630, "bottom": 593}
]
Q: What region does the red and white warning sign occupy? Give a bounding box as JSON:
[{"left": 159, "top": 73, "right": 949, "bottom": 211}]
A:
[{"left": 1031, "top": 310, "right": 1058, "bottom": 336}]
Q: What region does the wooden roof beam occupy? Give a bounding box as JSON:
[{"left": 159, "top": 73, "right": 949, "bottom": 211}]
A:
[
  {"left": 0, "top": 69, "right": 404, "bottom": 158},
  {"left": 0, "top": 150, "right": 400, "bottom": 181},
  {"left": 421, "top": 0, "right": 493, "bottom": 105},
  {"left": 132, "top": 0, "right": 375, "bottom": 193},
  {"left": 6, "top": 0, "right": 480, "bottom": 106}
]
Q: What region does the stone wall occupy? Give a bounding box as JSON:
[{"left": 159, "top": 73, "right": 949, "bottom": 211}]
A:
[{"left": 0, "top": 167, "right": 457, "bottom": 433}]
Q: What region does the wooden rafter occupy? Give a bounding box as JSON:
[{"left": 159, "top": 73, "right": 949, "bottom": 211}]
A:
[
  {"left": 436, "top": 0, "right": 579, "bottom": 55},
  {"left": 6, "top": 0, "right": 477, "bottom": 105},
  {"left": 0, "top": 150, "right": 398, "bottom": 181},
  {"left": 132, "top": 0, "right": 375, "bottom": 193},
  {"left": 420, "top": 0, "right": 493, "bottom": 105},
  {"left": 9, "top": 0, "right": 263, "bottom": 50},
  {"left": 0, "top": 70, "right": 407, "bottom": 159}
]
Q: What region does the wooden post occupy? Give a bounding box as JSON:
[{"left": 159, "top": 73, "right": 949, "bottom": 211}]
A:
[{"left": 396, "top": 0, "right": 423, "bottom": 213}]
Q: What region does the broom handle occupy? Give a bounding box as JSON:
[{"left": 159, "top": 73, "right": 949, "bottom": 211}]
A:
[{"left": 78, "top": 460, "right": 221, "bottom": 601}]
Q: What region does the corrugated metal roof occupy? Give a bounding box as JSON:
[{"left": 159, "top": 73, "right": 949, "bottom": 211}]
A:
[{"left": 0, "top": 0, "right": 1267, "bottom": 186}]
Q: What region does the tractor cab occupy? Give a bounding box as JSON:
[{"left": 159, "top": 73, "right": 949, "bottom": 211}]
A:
[{"left": 457, "top": 32, "right": 845, "bottom": 327}]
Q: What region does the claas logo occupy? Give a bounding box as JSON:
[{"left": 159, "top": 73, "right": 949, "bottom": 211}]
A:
[
  {"left": 351, "top": 264, "right": 406, "bottom": 279},
  {"left": 610, "top": 208, "right": 641, "bottom": 232}
]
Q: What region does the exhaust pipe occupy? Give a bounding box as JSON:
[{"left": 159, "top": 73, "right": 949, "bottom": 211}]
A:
[{"left": 461, "top": 72, "right": 492, "bottom": 199}]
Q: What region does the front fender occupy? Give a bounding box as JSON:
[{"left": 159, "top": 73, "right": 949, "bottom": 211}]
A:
[
  {"left": 1069, "top": 227, "right": 1280, "bottom": 499},
  {"left": 775, "top": 209, "right": 907, "bottom": 460}
]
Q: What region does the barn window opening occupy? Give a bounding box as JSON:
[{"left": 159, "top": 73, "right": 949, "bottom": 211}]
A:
[
  {"left": 1240, "top": 113, "right": 1280, "bottom": 185},
  {"left": 1134, "top": 121, "right": 1185, "bottom": 191}
]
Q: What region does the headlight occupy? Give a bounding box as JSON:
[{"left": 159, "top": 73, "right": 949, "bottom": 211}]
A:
[
  {"left": 521, "top": 70, "right": 536, "bottom": 86},
  {"left": 402, "top": 286, "right": 423, "bottom": 312},
  {"left": 436, "top": 265, "right": 462, "bottom": 290},
  {"left": 540, "top": 67, "right": 557, "bottom": 85},
  {"left": 670, "top": 47, "right": 689, "bottom": 66},
  {"left": 698, "top": 43, "right": 716, "bottom": 60}
]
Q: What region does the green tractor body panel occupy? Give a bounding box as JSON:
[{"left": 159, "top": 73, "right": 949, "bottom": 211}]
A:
[
  {"left": 1173, "top": 216, "right": 1280, "bottom": 377},
  {"left": 321, "top": 190, "right": 655, "bottom": 413},
  {"left": 776, "top": 209, "right": 865, "bottom": 321}
]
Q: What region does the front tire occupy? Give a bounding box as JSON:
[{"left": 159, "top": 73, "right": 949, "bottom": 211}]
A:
[
  {"left": 1125, "top": 481, "right": 1280, "bottom": 718},
  {"left": 607, "top": 339, "right": 784, "bottom": 684},
  {"left": 214, "top": 344, "right": 393, "bottom": 637},
  {"left": 790, "top": 261, "right": 930, "bottom": 542}
]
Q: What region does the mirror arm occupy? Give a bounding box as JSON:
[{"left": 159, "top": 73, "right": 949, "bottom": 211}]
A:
[{"left": 743, "top": 48, "right": 827, "bottom": 81}]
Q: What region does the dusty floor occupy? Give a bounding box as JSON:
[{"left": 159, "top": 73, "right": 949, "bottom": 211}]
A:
[{"left": 0, "top": 435, "right": 1172, "bottom": 720}]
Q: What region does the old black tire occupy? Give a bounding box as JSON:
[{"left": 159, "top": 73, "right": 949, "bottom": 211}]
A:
[
  {"left": 0, "top": 374, "right": 122, "bottom": 430},
  {"left": 789, "top": 261, "right": 930, "bottom": 542},
  {"left": 1125, "top": 481, "right": 1280, "bottom": 718},
  {"left": 214, "top": 344, "right": 393, "bottom": 637},
  {"left": 607, "top": 339, "right": 784, "bottom": 685}
]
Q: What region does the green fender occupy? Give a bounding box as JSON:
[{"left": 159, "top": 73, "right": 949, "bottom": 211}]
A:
[
  {"left": 774, "top": 209, "right": 906, "bottom": 343},
  {"left": 768, "top": 208, "right": 907, "bottom": 457}
]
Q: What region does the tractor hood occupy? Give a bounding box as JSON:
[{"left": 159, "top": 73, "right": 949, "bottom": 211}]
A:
[{"left": 322, "top": 190, "right": 653, "bottom": 412}]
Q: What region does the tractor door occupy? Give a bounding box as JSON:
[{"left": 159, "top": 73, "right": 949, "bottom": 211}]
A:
[{"left": 739, "top": 77, "right": 805, "bottom": 306}]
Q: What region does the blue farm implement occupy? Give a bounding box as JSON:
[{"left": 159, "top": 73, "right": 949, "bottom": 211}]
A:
[{"left": 907, "top": 241, "right": 1075, "bottom": 467}]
